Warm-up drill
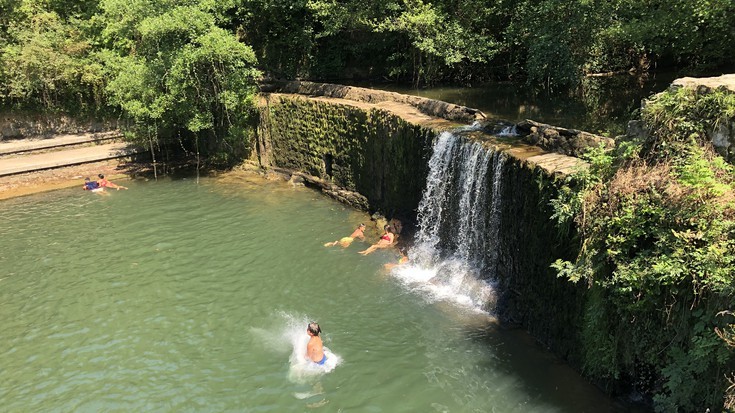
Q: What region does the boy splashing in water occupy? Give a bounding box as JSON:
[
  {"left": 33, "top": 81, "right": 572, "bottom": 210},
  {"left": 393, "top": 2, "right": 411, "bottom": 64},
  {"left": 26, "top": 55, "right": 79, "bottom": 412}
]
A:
[{"left": 306, "top": 322, "right": 326, "bottom": 365}]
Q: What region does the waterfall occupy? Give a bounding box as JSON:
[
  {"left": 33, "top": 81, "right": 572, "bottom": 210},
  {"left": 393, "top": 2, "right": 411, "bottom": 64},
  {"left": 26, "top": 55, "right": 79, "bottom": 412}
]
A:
[
  {"left": 496, "top": 124, "right": 518, "bottom": 137},
  {"left": 393, "top": 132, "right": 506, "bottom": 313},
  {"left": 449, "top": 138, "right": 493, "bottom": 264}
]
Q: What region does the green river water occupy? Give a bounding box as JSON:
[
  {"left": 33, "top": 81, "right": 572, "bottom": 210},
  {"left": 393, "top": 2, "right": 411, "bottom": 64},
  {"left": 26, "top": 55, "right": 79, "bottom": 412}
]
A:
[{"left": 0, "top": 173, "right": 641, "bottom": 412}]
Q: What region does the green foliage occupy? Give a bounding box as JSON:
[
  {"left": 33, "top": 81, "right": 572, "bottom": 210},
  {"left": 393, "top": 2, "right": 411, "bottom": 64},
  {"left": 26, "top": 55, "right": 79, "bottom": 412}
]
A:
[
  {"left": 0, "top": 1, "right": 105, "bottom": 111},
  {"left": 3, "top": 0, "right": 735, "bottom": 108},
  {"left": 504, "top": 0, "right": 597, "bottom": 90},
  {"left": 642, "top": 86, "right": 735, "bottom": 159},
  {"left": 373, "top": 0, "right": 500, "bottom": 86},
  {"left": 549, "top": 87, "right": 735, "bottom": 410},
  {"left": 100, "top": 1, "right": 261, "bottom": 164}
]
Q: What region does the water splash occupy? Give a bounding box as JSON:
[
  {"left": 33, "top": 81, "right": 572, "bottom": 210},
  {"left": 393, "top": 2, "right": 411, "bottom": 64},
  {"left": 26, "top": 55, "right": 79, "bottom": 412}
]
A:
[
  {"left": 453, "top": 121, "right": 485, "bottom": 133},
  {"left": 495, "top": 124, "right": 518, "bottom": 137},
  {"left": 251, "top": 312, "right": 340, "bottom": 384}
]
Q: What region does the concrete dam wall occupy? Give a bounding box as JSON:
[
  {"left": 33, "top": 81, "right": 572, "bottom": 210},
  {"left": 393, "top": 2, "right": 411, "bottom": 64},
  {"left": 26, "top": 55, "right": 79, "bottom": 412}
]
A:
[{"left": 252, "top": 82, "right": 592, "bottom": 368}]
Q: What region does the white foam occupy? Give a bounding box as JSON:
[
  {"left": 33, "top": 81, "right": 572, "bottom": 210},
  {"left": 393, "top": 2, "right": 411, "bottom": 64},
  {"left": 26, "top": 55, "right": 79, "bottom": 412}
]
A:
[
  {"left": 256, "top": 312, "right": 340, "bottom": 383},
  {"left": 390, "top": 260, "right": 496, "bottom": 313}
]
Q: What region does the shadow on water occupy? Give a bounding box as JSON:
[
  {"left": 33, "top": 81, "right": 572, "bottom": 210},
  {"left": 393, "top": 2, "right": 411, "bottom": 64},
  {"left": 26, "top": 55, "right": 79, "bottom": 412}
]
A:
[{"left": 457, "top": 319, "right": 650, "bottom": 413}]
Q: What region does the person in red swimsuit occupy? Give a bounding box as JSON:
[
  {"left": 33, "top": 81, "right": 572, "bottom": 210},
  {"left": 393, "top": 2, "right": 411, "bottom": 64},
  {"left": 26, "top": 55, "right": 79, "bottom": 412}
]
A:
[
  {"left": 97, "top": 174, "right": 128, "bottom": 190},
  {"left": 358, "top": 224, "right": 395, "bottom": 255}
]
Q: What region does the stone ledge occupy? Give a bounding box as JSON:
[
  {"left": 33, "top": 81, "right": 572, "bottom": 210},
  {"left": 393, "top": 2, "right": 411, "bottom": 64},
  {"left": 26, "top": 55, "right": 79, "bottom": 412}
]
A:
[
  {"left": 0, "top": 113, "right": 119, "bottom": 140},
  {"left": 671, "top": 74, "right": 735, "bottom": 93},
  {"left": 260, "top": 80, "right": 486, "bottom": 123},
  {"left": 0, "top": 143, "right": 142, "bottom": 177},
  {"left": 516, "top": 120, "right": 614, "bottom": 158},
  {"left": 260, "top": 91, "right": 590, "bottom": 178},
  {"left": 0, "top": 131, "right": 122, "bottom": 156}
]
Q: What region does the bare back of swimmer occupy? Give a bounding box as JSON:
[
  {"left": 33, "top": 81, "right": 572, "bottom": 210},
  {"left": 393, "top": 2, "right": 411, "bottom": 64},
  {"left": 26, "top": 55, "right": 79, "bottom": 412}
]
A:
[{"left": 306, "top": 322, "right": 326, "bottom": 365}]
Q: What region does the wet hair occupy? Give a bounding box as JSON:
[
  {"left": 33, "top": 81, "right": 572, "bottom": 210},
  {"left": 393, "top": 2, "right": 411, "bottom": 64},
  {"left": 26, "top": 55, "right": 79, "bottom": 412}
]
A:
[
  {"left": 98, "top": 174, "right": 105, "bottom": 179},
  {"left": 307, "top": 322, "right": 321, "bottom": 336}
]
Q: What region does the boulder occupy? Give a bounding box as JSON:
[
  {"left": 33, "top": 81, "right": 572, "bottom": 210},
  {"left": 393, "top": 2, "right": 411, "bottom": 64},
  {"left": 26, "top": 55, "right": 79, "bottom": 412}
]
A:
[{"left": 516, "top": 120, "right": 614, "bottom": 157}]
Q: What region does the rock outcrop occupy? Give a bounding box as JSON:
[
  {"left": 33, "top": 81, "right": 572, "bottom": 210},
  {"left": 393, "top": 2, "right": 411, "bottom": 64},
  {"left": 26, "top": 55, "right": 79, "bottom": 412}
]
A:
[
  {"left": 516, "top": 119, "right": 614, "bottom": 157},
  {"left": 651, "top": 74, "right": 735, "bottom": 163}
]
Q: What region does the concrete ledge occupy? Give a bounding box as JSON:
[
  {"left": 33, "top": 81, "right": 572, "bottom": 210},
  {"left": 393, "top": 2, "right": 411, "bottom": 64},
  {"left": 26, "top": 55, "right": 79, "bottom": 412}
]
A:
[
  {"left": 671, "top": 74, "right": 735, "bottom": 93},
  {"left": 0, "top": 131, "right": 122, "bottom": 156},
  {"left": 262, "top": 92, "right": 589, "bottom": 178},
  {"left": 0, "top": 142, "right": 143, "bottom": 177}
]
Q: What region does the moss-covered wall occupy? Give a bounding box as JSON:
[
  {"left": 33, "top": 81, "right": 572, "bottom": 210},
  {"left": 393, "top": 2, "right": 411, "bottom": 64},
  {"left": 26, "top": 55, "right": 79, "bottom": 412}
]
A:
[
  {"left": 257, "top": 94, "right": 434, "bottom": 217},
  {"left": 494, "top": 158, "right": 586, "bottom": 365}
]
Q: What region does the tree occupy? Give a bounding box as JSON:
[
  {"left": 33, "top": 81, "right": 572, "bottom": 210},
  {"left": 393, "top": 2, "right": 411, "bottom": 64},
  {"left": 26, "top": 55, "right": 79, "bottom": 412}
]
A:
[
  {"left": 100, "top": 0, "right": 261, "bottom": 164},
  {"left": 0, "top": 0, "right": 105, "bottom": 111},
  {"left": 373, "top": 0, "right": 500, "bottom": 86}
]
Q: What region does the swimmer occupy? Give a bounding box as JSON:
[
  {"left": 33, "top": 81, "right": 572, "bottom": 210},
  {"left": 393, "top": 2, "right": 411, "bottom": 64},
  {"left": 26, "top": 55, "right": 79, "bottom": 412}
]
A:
[
  {"left": 306, "top": 322, "right": 326, "bottom": 365},
  {"left": 82, "top": 177, "right": 108, "bottom": 194},
  {"left": 97, "top": 174, "right": 128, "bottom": 190},
  {"left": 324, "top": 223, "right": 366, "bottom": 247},
  {"left": 384, "top": 246, "right": 409, "bottom": 270},
  {"left": 358, "top": 225, "right": 395, "bottom": 255}
]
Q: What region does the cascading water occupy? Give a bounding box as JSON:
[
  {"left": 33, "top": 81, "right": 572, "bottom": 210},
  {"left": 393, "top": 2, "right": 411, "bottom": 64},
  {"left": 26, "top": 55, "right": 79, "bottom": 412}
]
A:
[
  {"left": 496, "top": 124, "right": 518, "bottom": 137},
  {"left": 393, "top": 131, "right": 507, "bottom": 313}
]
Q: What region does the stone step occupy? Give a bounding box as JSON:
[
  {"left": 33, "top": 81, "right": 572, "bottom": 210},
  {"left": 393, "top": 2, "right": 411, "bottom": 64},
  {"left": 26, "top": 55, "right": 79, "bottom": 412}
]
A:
[
  {"left": 0, "top": 131, "right": 122, "bottom": 156},
  {"left": 0, "top": 142, "right": 143, "bottom": 177}
]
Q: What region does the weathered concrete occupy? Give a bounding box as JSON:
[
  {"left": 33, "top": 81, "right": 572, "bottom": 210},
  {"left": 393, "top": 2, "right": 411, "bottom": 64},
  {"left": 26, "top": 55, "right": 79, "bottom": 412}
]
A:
[
  {"left": 0, "top": 142, "right": 142, "bottom": 177},
  {"left": 260, "top": 80, "right": 487, "bottom": 123},
  {"left": 257, "top": 88, "right": 588, "bottom": 184},
  {"left": 0, "top": 131, "right": 122, "bottom": 155}
]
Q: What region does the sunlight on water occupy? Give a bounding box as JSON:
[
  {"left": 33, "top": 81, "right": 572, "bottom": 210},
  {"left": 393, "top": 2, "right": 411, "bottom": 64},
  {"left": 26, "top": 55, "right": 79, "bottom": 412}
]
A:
[{"left": 0, "top": 173, "right": 640, "bottom": 412}]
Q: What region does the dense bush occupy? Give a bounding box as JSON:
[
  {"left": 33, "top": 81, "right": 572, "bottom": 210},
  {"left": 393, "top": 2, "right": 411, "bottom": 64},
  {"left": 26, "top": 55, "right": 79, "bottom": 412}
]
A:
[
  {"left": 552, "top": 87, "right": 735, "bottom": 411},
  {"left": 3, "top": 0, "right": 734, "bottom": 112}
]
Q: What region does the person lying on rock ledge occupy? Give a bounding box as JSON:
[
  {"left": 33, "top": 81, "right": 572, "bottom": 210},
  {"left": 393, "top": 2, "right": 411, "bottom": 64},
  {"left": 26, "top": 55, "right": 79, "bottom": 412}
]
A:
[{"left": 358, "top": 224, "right": 395, "bottom": 255}]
